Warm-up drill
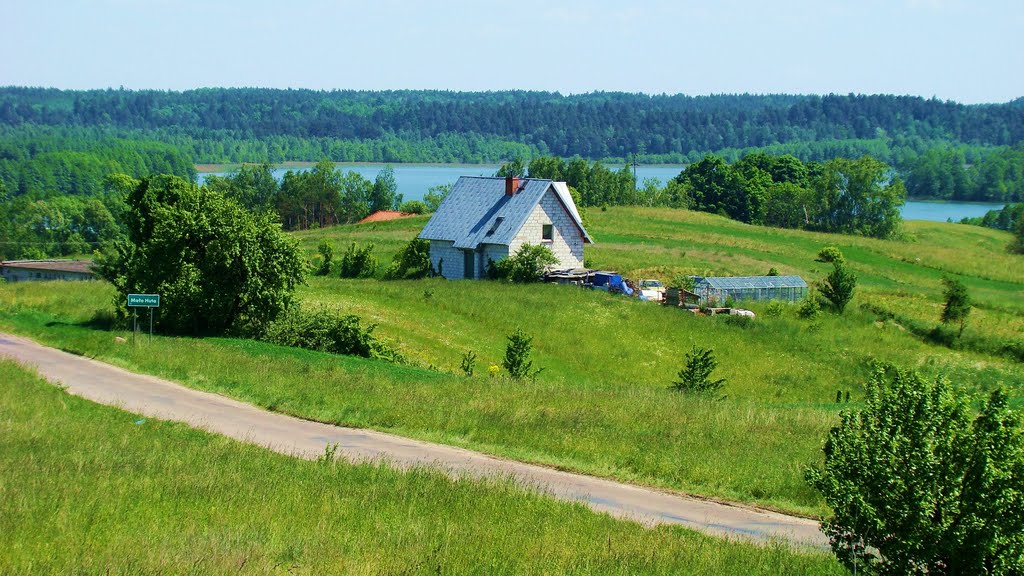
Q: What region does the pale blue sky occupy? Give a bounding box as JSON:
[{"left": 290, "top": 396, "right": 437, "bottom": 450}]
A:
[{"left": 3, "top": 0, "right": 1022, "bottom": 104}]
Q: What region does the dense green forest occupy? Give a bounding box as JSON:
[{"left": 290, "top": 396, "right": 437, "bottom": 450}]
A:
[
  {"left": 515, "top": 153, "right": 904, "bottom": 239},
  {"left": 3, "top": 89, "right": 1023, "bottom": 198}
]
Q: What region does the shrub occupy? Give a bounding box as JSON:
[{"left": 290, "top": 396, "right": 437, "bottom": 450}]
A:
[
  {"left": 398, "top": 200, "right": 428, "bottom": 214},
  {"left": 820, "top": 262, "right": 857, "bottom": 313},
  {"left": 460, "top": 350, "right": 476, "bottom": 377},
  {"left": 806, "top": 366, "right": 1024, "bottom": 575},
  {"left": 384, "top": 238, "right": 432, "bottom": 280},
  {"left": 671, "top": 346, "right": 726, "bottom": 394},
  {"left": 262, "top": 306, "right": 402, "bottom": 362},
  {"left": 503, "top": 328, "right": 539, "bottom": 381},
  {"left": 489, "top": 243, "right": 558, "bottom": 283},
  {"left": 767, "top": 267, "right": 780, "bottom": 276},
  {"left": 798, "top": 292, "right": 823, "bottom": 319},
  {"left": 764, "top": 301, "right": 785, "bottom": 318},
  {"left": 940, "top": 276, "right": 971, "bottom": 337},
  {"left": 339, "top": 242, "right": 378, "bottom": 278},
  {"left": 817, "top": 246, "right": 845, "bottom": 264},
  {"left": 315, "top": 241, "right": 333, "bottom": 276}
]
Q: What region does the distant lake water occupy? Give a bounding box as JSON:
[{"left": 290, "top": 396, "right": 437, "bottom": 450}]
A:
[{"left": 196, "top": 164, "right": 1003, "bottom": 223}]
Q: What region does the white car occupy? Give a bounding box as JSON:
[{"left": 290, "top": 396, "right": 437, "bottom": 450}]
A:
[{"left": 638, "top": 279, "right": 666, "bottom": 302}]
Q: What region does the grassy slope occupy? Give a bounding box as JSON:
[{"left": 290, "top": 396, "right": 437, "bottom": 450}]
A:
[
  {"left": 0, "top": 359, "right": 843, "bottom": 574},
  {"left": 1, "top": 208, "right": 1020, "bottom": 517}
]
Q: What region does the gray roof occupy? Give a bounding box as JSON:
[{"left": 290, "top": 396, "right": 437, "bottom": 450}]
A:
[
  {"left": 418, "top": 176, "right": 592, "bottom": 249},
  {"left": 695, "top": 275, "right": 807, "bottom": 289}
]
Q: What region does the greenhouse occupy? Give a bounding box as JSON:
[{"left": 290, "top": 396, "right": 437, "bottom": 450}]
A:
[{"left": 693, "top": 275, "right": 808, "bottom": 305}]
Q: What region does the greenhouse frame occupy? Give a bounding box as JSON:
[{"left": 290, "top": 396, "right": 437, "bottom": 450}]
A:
[{"left": 693, "top": 275, "right": 808, "bottom": 305}]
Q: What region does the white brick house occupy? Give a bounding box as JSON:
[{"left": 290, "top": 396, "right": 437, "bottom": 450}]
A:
[{"left": 418, "top": 176, "right": 593, "bottom": 279}]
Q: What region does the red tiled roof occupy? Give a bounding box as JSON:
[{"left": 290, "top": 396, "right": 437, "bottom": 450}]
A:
[
  {"left": 357, "top": 210, "right": 415, "bottom": 224},
  {"left": 1, "top": 260, "right": 95, "bottom": 274}
]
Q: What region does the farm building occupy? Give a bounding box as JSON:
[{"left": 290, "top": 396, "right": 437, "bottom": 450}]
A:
[
  {"left": 418, "top": 176, "right": 593, "bottom": 279},
  {"left": 693, "top": 275, "right": 807, "bottom": 305},
  {"left": 1, "top": 260, "right": 96, "bottom": 282}
]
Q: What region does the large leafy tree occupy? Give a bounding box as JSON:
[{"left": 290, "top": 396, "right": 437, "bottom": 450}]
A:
[
  {"left": 97, "top": 175, "right": 305, "bottom": 335},
  {"left": 811, "top": 157, "right": 906, "bottom": 239},
  {"left": 806, "top": 367, "right": 1024, "bottom": 575}
]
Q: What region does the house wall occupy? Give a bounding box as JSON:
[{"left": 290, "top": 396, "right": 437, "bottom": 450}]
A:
[
  {"left": 429, "top": 240, "right": 464, "bottom": 280},
  {"left": 1, "top": 267, "right": 94, "bottom": 282},
  {"left": 508, "top": 188, "right": 584, "bottom": 269}
]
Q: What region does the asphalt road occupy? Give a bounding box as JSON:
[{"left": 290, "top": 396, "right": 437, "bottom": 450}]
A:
[{"left": 0, "top": 332, "right": 827, "bottom": 548}]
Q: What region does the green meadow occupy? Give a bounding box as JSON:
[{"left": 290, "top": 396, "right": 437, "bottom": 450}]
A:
[
  {"left": 0, "top": 359, "right": 844, "bottom": 574},
  {"left": 1, "top": 208, "right": 1021, "bottom": 518}
]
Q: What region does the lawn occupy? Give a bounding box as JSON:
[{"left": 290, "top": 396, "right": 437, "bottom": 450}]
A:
[
  {"left": 1, "top": 207, "right": 1020, "bottom": 517},
  {"left": 0, "top": 359, "right": 844, "bottom": 574}
]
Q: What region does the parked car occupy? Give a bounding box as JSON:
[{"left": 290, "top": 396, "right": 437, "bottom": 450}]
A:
[{"left": 639, "top": 279, "right": 666, "bottom": 302}]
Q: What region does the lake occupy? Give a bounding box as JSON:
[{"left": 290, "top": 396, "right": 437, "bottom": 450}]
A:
[{"left": 196, "top": 164, "right": 1004, "bottom": 223}]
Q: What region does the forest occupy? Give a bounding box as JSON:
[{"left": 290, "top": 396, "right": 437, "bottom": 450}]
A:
[{"left": 2, "top": 88, "right": 1023, "bottom": 201}]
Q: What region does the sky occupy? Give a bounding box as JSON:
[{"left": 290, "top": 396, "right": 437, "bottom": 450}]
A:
[{"left": 3, "top": 0, "right": 1022, "bottom": 104}]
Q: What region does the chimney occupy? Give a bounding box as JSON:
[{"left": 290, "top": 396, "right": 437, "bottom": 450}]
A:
[{"left": 505, "top": 175, "right": 520, "bottom": 196}]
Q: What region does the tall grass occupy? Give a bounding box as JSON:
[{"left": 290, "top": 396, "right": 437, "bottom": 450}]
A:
[
  {"left": 0, "top": 359, "right": 844, "bottom": 574},
  {"left": 0, "top": 207, "right": 1020, "bottom": 517}
]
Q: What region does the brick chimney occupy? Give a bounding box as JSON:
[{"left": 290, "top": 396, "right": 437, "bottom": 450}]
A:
[{"left": 505, "top": 175, "right": 520, "bottom": 196}]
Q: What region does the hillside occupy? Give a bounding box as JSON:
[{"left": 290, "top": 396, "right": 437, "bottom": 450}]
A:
[
  {"left": 2, "top": 88, "right": 1022, "bottom": 164},
  {"left": 2, "top": 207, "right": 1021, "bottom": 517}
]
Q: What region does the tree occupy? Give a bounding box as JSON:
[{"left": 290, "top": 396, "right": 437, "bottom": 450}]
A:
[
  {"left": 820, "top": 261, "right": 857, "bottom": 313},
  {"left": 422, "top": 183, "right": 450, "bottom": 213},
  {"left": 495, "top": 157, "right": 526, "bottom": 179},
  {"left": 96, "top": 175, "right": 305, "bottom": 335},
  {"left": 811, "top": 157, "right": 905, "bottom": 239},
  {"left": 940, "top": 277, "right": 971, "bottom": 337},
  {"left": 1014, "top": 214, "right": 1024, "bottom": 254},
  {"left": 671, "top": 346, "right": 726, "bottom": 394},
  {"left": 806, "top": 366, "right": 1024, "bottom": 575},
  {"left": 369, "top": 165, "right": 398, "bottom": 212},
  {"left": 503, "top": 328, "right": 537, "bottom": 381}
]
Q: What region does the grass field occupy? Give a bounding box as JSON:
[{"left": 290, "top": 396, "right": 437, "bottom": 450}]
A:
[
  {"left": 0, "top": 359, "right": 844, "bottom": 574},
  {"left": 1, "top": 207, "right": 1021, "bottom": 518}
]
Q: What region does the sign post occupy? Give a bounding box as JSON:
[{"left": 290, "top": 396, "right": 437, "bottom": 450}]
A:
[{"left": 127, "top": 294, "right": 160, "bottom": 342}]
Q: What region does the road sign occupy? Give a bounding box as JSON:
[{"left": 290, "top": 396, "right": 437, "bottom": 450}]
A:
[{"left": 127, "top": 294, "right": 160, "bottom": 308}]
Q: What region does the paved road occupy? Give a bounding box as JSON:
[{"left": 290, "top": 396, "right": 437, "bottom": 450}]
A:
[{"left": 0, "top": 332, "right": 827, "bottom": 548}]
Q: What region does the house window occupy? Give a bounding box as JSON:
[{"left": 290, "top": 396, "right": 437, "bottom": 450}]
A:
[{"left": 542, "top": 224, "right": 553, "bottom": 241}]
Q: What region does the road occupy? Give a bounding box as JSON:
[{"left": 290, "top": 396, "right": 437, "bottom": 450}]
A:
[{"left": 0, "top": 332, "right": 827, "bottom": 548}]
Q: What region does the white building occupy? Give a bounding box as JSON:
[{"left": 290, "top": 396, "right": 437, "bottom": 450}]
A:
[{"left": 419, "top": 176, "right": 593, "bottom": 279}]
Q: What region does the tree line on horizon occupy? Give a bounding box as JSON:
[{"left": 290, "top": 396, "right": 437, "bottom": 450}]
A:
[{"left": 2, "top": 87, "right": 1024, "bottom": 174}]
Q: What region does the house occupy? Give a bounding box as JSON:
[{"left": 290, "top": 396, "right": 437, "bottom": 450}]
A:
[
  {"left": 418, "top": 176, "right": 593, "bottom": 279},
  {"left": 692, "top": 275, "right": 808, "bottom": 305},
  {"left": 1, "top": 260, "right": 96, "bottom": 282}
]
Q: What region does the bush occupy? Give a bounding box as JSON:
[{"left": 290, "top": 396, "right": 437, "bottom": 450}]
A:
[
  {"left": 764, "top": 301, "right": 785, "bottom": 318},
  {"left": 398, "top": 200, "right": 428, "bottom": 214},
  {"left": 262, "top": 306, "right": 402, "bottom": 362},
  {"left": 383, "top": 238, "right": 432, "bottom": 280},
  {"left": 460, "top": 350, "right": 476, "bottom": 377},
  {"left": 798, "top": 292, "right": 823, "bottom": 319},
  {"left": 817, "top": 246, "right": 845, "bottom": 264},
  {"left": 671, "top": 346, "right": 726, "bottom": 394},
  {"left": 940, "top": 276, "right": 971, "bottom": 337},
  {"left": 489, "top": 243, "right": 558, "bottom": 283},
  {"left": 503, "top": 328, "right": 540, "bottom": 381},
  {"left": 339, "top": 242, "right": 378, "bottom": 278},
  {"left": 806, "top": 366, "right": 1024, "bottom": 575},
  {"left": 315, "top": 241, "right": 333, "bottom": 276}
]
